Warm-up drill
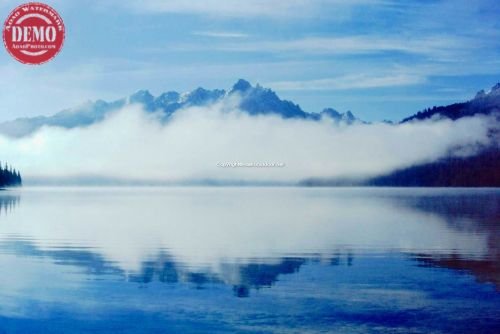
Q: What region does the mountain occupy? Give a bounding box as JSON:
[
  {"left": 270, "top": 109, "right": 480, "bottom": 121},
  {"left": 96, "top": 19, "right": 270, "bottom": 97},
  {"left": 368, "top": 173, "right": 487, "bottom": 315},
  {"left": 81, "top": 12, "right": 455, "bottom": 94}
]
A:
[
  {"left": 230, "top": 79, "right": 309, "bottom": 118},
  {"left": 401, "top": 83, "right": 500, "bottom": 123},
  {"left": 2, "top": 80, "right": 499, "bottom": 186},
  {"left": 0, "top": 99, "right": 126, "bottom": 137},
  {"left": 301, "top": 83, "right": 500, "bottom": 187},
  {"left": 0, "top": 79, "right": 360, "bottom": 138},
  {"left": 320, "top": 108, "right": 360, "bottom": 124},
  {"left": 364, "top": 83, "right": 500, "bottom": 187}
]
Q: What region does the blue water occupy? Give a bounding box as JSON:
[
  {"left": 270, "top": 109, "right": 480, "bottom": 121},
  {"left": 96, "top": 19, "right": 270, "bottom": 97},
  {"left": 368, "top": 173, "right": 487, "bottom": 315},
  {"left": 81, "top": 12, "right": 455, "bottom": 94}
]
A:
[{"left": 0, "top": 187, "right": 499, "bottom": 333}]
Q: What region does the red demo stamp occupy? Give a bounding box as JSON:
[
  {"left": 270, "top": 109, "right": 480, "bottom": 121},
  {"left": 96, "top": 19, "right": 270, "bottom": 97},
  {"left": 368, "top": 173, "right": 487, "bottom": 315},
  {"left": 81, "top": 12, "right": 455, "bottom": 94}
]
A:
[{"left": 2, "top": 2, "right": 65, "bottom": 65}]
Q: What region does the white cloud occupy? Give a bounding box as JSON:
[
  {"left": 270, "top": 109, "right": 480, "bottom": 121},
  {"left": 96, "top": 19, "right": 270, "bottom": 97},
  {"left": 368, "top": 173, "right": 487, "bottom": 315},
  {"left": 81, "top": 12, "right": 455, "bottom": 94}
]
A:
[
  {"left": 0, "top": 100, "right": 494, "bottom": 184},
  {"left": 209, "top": 35, "right": 471, "bottom": 60},
  {"left": 268, "top": 73, "right": 426, "bottom": 90}
]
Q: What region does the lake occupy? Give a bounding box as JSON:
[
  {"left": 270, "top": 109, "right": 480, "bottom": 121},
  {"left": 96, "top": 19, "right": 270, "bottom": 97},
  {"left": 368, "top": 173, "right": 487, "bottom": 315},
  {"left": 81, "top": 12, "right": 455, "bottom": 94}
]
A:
[{"left": 0, "top": 187, "right": 499, "bottom": 333}]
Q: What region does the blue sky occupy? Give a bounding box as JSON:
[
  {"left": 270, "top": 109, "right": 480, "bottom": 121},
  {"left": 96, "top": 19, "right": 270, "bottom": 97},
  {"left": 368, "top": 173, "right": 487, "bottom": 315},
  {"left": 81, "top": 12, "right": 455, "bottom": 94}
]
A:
[{"left": 0, "top": 0, "right": 499, "bottom": 122}]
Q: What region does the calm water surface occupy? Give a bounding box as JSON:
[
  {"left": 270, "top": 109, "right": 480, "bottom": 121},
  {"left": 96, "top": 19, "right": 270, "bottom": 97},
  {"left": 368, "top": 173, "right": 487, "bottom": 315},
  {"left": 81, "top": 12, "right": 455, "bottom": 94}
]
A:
[{"left": 0, "top": 187, "right": 499, "bottom": 333}]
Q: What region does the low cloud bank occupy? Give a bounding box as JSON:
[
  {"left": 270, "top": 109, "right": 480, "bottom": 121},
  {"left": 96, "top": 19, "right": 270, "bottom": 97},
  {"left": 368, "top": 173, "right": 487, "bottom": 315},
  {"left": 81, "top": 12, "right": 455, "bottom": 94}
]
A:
[{"left": 0, "top": 101, "right": 495, "bottom": 184}]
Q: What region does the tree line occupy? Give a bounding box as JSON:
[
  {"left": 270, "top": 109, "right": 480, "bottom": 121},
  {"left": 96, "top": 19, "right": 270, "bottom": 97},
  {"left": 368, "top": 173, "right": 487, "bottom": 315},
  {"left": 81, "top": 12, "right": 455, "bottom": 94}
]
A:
[{"left": 0, "top": 162, "right": 22, "bottom": 187}]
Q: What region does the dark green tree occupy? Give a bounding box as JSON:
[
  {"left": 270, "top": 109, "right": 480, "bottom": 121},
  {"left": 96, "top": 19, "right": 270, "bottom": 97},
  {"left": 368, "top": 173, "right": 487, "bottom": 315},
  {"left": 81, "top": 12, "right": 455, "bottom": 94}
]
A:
[{"left": 0, "top": 162, "right": 22, "bottom": 187}]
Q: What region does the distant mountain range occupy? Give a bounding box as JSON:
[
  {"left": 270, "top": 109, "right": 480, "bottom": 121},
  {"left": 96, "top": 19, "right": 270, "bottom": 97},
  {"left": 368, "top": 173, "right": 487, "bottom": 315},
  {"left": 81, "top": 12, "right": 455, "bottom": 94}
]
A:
[
  {"left": 1, "top": 79, "right": 499, "bottom": 186},
  {"left": 0, "top": 79, "right": 361, "bottom": 138}
]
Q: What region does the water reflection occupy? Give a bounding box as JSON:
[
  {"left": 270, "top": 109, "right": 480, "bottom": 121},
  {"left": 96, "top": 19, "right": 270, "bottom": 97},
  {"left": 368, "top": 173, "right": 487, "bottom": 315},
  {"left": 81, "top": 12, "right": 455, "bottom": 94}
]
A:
[
  {"left": 0, "top": 192, "right": 20, "bottom": 216},
  {"left": 0, "top": 235, "right": 353, "bottom": 297},
  {"left": 128, "top": 255, "right": 309, "bottom": 298},
  {"left": 0, "top": 188, "right": 498, "bottom": 293},
  {"left": 395, "top": 192, "right": 499, "bottom": 288},
  {"left": 0, "top": 187, "right": 498, "bottom": 333}
]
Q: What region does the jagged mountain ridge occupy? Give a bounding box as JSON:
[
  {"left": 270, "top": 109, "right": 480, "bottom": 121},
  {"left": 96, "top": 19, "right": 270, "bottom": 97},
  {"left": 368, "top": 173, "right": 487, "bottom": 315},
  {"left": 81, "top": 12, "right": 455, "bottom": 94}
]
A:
[
  {"left": 2, "top": 80, "right": 499, "bottom": 139},
  {"left": 2, "top": 80, "right": 499, "bottom": 186},
  {"left": 0, "top": 79, "right": 360, "bottom": 138}
]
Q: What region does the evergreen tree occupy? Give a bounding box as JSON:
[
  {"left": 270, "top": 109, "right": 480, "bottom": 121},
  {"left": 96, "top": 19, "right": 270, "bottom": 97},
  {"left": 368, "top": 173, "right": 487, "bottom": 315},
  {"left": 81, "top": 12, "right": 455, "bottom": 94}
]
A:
[{"left": 0, "top": 162, "right": 22, "bottom": 187}]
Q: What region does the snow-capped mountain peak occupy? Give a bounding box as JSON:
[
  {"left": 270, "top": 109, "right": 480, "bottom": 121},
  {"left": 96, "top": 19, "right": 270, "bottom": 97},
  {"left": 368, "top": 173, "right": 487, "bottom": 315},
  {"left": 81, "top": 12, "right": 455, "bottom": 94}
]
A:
[{"left": 0, "top": 79, "right": 359, "bottom": 137}]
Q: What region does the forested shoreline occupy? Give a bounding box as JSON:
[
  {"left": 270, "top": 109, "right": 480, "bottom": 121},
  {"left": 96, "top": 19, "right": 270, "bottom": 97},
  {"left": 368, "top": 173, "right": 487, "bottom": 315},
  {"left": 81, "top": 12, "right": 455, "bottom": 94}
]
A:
[{"left": 0, "top": 163, "right": 22, "bottom": 187}]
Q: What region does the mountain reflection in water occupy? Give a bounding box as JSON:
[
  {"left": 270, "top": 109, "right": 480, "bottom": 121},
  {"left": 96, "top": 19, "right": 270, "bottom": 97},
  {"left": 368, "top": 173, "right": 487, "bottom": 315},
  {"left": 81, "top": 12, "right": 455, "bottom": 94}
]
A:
[
  {"left": 0, "top": 188, "right": 498, "bottom": 291},
  {"left": 0, "top": 187, "right": 498, "bottom": 333},
  {"left": 399, "top": 193, "right": 499, "bottom": 288}
]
